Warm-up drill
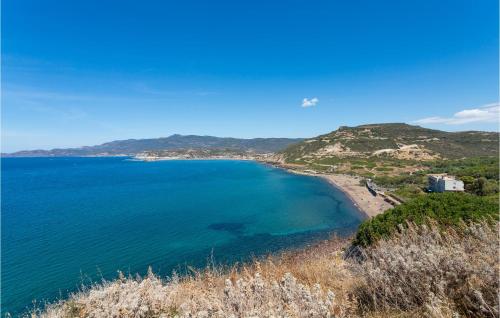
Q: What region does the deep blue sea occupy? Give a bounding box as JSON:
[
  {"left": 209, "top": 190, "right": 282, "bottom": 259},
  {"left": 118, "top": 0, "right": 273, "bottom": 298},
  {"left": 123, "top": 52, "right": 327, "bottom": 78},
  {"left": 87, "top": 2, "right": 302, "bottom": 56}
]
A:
[{"left": 1, "top": 157, "right": 364, "bottom": 315}]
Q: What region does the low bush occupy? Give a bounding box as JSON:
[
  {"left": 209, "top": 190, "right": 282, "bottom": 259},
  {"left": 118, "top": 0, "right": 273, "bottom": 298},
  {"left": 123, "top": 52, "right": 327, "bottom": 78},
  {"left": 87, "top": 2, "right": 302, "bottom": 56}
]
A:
[
  {"left": 353, "top": 192, "right": 499, "bottom": 247},
  {"left": 372, "top": 173, "right": 426, "bottom": 188},
  {"left": 392, "top": 184, "right": 424, "bottom": 200},
  {"left": 425, "top": 156, "right": 499, "bottom": 181},
  {"left": 375, "top": 166, "right": 393, "bottom": 172}
]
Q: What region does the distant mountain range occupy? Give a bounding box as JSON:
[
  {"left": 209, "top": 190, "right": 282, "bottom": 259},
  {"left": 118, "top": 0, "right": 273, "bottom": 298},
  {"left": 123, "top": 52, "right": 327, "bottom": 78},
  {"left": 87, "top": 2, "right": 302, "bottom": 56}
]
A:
[
  {"left": 4, "top": 124, "right": 499, "bottom": 159},
  {"left": 2, "top": 134, "right": 304, "bottom": 157},
  {"left": 280, "top": 123, "right": 499, "bottom": 163}
]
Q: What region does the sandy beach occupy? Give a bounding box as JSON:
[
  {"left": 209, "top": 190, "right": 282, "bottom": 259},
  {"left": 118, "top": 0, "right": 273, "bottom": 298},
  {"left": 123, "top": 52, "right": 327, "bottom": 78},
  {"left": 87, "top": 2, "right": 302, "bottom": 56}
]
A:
[
  {"left": 282, "top": 168, "right": 393, "bottom": 218},
  {"left": 318, "top": 174, "right": 393, "bottom": 218}
]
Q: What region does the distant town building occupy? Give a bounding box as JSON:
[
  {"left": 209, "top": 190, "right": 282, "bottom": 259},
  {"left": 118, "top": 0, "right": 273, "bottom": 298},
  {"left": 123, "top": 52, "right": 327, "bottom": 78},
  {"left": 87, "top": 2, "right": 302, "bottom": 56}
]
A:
[
  {"left": 428, "top": 175, "right": 464, "bottom": 192},
  {"left": 303, "top": 169, "right": 318, "bottom": 174}
]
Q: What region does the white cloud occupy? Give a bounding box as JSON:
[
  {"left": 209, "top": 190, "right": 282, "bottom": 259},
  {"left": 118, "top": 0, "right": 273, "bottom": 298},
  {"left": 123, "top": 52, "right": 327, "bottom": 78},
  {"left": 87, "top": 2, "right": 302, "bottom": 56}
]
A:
[
  {"left": 413, "top": 103, "right": 500, "bottom": 125},
  {"left": 302, "top": 97, "right": 319, "bottom": 108}
]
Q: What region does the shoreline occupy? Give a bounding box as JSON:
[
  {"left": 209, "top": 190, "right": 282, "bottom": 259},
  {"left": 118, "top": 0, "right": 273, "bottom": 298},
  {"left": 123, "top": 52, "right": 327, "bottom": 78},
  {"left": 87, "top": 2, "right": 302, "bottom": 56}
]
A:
[
  {"left": 318, "top": 174, "right": 393, "bottom": 218},
  {"left": 134, "top": 155, "right": 392, "bottom": 218},
  {"left": 9, "top": 156, "right": 391, "bottom": 315},
  {"left": 133, "top": 156, "right": 256, "bottom": 162},
  {"left": 9, "top": 155, "right": 390, "bottom": 219},
  {"left": 261, "top": 162, "right": 393, "bottom": 218},
  {"left": 319, "top": 175, "right": 370, "bottom": 219}
]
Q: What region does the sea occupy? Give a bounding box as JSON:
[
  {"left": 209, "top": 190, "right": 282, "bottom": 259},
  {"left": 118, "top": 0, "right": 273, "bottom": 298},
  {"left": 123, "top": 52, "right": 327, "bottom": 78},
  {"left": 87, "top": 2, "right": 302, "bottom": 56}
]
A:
[{"left": 1, "top": 157, "right": 365, "bottom": 315}]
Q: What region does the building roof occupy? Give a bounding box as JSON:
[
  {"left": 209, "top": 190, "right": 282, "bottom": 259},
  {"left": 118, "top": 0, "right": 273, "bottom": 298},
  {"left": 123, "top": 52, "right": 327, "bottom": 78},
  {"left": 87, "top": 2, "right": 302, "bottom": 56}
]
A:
[{"left": 428, "top": 174, "right": 461, "bottom": 181}]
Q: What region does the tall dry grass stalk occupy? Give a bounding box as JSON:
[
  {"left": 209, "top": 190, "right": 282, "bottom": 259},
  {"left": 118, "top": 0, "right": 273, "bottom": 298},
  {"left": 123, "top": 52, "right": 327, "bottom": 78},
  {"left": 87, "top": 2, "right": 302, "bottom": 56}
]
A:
[
  {"left": 32, "top": 222, "right": 498, "bottom": 318},
  {"left": 35, "top": 238, "right": 356, "bottom": 318},
  {"left": 353, "top": 221, "right": 499, "bottom": 317}
]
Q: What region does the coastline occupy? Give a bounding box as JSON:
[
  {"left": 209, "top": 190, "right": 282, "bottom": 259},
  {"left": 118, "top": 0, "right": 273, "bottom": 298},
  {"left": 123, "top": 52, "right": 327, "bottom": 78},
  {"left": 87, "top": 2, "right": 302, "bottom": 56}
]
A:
[
  {"left": 134, "top": 155, "right": 392, "bottom": 218},
  {"left": 5, "top": 155, "right": 388, "bottom": 220},
  {"left": 10, "top": 157, "right": 393, "bottom": 316},
  {"left": 318, "top": 174, "right": 393, "bottom": 218},
  {"left": 262, "top": 162, "right": 393, "bottom": 219},
  {"left": 134, "top": 156, "right": 256, "bottom": 162}
]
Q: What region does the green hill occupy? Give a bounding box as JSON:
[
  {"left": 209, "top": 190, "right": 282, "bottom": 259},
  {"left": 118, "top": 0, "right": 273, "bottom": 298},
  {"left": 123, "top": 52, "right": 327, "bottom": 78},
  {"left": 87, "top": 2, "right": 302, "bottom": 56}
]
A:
[{"left": 281, "top": 123, "right": 498, "bottom": 163}]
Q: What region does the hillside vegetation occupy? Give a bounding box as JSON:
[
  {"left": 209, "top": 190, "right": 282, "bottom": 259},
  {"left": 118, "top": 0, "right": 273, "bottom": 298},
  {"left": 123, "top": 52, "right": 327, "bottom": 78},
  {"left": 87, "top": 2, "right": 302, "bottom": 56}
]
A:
[
  {"left": 277, "top": 124, "right": 499, "bottom": 200},
  {"left": 353, "top": 192, "right": 499, "bottom": 247},
  {"left": 279, "top": 124, "right": 498, "bottom": 182},
  {"left": 281, "top": 123, "right": 498, "bottom": 163}
]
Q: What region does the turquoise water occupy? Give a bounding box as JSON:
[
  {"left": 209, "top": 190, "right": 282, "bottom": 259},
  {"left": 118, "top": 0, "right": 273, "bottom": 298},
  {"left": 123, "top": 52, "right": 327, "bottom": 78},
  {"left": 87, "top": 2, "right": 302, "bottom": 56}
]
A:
[{"left": 1, "top": 157, "right": 364, "bottom": 315}]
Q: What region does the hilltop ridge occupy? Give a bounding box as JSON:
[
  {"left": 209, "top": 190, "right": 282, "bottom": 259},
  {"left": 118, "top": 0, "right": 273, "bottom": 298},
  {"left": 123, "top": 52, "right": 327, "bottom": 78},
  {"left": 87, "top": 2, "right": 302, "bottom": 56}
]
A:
[
  {"left": 280, "top": 123, "right": 498, "bottom": 163},
  {"left": 3, "top": 135, "right": 303, "bottom": 157},
  {"left": 5, "top": 123, "right": 498, "bottom": 160},
  {"left": 274, "top": 123, "right": 499, "bottom": 202}
]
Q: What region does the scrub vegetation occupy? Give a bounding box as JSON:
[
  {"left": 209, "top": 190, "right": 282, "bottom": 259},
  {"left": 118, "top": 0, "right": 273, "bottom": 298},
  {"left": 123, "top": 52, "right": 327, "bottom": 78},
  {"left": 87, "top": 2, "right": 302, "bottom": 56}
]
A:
[
  {"left": 353, "top": 192, "right": 499, "bottom": 247},
  {"left": 281, "top": 123, "right": 499, "bottom": 163},
  {"left": 279, "top": 124, "right": 499, "bottom": 200}
]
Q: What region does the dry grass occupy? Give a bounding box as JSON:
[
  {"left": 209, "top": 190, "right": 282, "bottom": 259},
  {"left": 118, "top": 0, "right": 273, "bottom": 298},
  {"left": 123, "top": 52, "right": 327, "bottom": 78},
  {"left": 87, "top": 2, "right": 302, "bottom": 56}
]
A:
[
  {"left": 353, "top": 222, "right": 499, "bottom": 317},
  {"left": 32, "top": 223, "right": 498, "bottom": 318}
]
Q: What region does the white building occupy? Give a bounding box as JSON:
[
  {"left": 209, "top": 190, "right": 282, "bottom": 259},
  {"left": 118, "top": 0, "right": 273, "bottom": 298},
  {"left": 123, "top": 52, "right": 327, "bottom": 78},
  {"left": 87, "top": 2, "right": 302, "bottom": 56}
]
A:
[{"left": 428, "top": 175, "right": 464, "bottom": 192}]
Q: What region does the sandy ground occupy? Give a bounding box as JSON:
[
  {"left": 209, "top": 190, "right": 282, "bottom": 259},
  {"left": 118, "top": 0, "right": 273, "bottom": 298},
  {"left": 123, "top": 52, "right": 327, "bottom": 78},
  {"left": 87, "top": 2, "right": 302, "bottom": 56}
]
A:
[{"left": 319, "top": 174, "right": 393, "bottom": 218}]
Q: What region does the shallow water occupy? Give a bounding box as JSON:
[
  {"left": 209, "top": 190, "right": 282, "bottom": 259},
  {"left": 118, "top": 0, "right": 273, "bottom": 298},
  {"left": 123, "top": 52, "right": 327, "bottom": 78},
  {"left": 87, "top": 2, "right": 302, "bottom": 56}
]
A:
[{"left": 1, "top": 157, "right": 364, "bottom": 315}]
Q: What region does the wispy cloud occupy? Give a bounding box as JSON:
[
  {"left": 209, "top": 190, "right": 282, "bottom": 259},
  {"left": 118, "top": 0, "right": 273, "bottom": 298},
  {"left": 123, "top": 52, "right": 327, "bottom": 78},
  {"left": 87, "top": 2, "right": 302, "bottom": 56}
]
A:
[
  {"left": 413, "top": 103, "right": 499, "bottom": 125},
  {"left": 302, "top": 97, "right": 319, "bottom": 108}
]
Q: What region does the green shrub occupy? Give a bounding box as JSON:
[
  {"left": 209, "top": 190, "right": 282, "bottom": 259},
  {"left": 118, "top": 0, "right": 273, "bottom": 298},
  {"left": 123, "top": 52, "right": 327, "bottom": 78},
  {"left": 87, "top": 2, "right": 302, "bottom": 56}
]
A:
[
  {"left": 359, "top": 172, "right": 374, "bottom": 178},
  {"left": 375, "top": 167, "right": 393, "bottom": 172},
  {"left": 353, "top": 192, "right": 499, "bottom": 247},
  {"left": 470, "top": 177, "right": 499, "bottom": 196},
  {"left": 392, "top": 185, "right": 424, "bottom": 200},
  {"left": 372, "top": 173, "right": 426, "bottom": 187},
  {"left": 425, "top": 156, "right": 499, "bottom": 180}
]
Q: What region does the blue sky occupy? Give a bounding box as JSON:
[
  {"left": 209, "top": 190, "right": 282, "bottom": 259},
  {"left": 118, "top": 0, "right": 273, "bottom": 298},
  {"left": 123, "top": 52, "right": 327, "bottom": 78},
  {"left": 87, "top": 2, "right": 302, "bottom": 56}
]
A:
[{"left": 2, "top": 0, "right": 499, "bottom": 152}]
